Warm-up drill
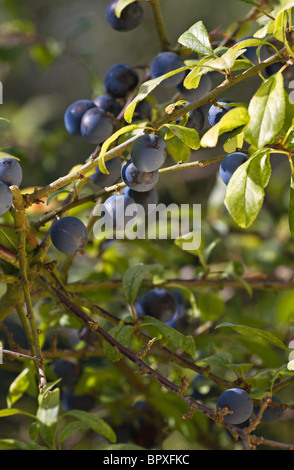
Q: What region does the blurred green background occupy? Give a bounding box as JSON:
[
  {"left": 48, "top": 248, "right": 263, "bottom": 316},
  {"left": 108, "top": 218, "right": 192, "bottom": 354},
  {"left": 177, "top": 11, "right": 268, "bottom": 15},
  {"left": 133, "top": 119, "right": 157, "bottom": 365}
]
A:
[
  {"left": 0, "top": 0, "right": 293, "bottom": 451},
  {"left": 0, "top": 0, "right": 251, "bottom": 189}
]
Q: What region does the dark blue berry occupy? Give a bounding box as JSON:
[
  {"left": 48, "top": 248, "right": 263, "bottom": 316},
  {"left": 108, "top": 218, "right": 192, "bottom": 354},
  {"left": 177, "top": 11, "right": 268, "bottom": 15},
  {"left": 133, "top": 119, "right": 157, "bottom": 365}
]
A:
[
  {"left": 208, "top": 100, "right": 233, "bottom": 127},
  {"left": 122, "top": 186, "right": 158, "bottom": 212},
  {"left": 187, "top": 107, "right": 205, "bottom": 132},
  {"left": 132, "top": 100, "right": 153, "bottom": 122},
  {"left": 51, "top": 216, "right": 88, "bottom": 254},
  {"left": 219, "top": 152, "right": 247, "bottom": 185},
  {"left": 61, "top": 389, "right": 96, "bottom": 412},
  {"left": 90, "top": 157, "right": 122, "bottom": 187},
  {"left": 131, "top": 134, "right": 167, "bottom": 172},
  {"left": 52, "top": 359, "right": 81, "bottom": 388},
  {"left": 0, "top": 158, "right": 22, "bottom": 187},
  {"left": 64, "top": 99, "right": 97, "bottom": 136},
  {"left": 104, "top": 64, "right": 139, "bottom": 98},
  {"left": 102, "top": 193, "right": 138, "bottom": 232},
  {"left": 0, "top": 181, "right": 13, "bottom": 216},
  {"left": 93, "top": 94, "right": 122, "bottom": 117},
  {"left": 121, "top": 160, "right": 159, "bottom": 192},
  {"left": 254, "top": 396, "right": 284, "bottom": 423},
  {"left": 80, "top": 107, "right": 113, "bottom": 144},
  {"left": 106, "top": 0, "right": 143, "bottom": 32},
  {"left": 136, "top": 289, "right": 177, "bottom": 322},
  {"left": 150, "top": 52, "right": 185, "bottom": 87},
  {"left": 217, "top": 388, "right": 253, "bottom": 424}
]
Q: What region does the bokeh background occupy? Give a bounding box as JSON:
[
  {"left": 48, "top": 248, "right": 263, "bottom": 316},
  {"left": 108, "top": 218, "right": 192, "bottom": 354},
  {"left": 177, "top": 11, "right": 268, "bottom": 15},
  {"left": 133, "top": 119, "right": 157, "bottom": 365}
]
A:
[
  {"left": 0, "top": 0, "right": 251, "bottom": 188},
  {"left": 0, "top": 0, "right": 293, "bottom": 451}
]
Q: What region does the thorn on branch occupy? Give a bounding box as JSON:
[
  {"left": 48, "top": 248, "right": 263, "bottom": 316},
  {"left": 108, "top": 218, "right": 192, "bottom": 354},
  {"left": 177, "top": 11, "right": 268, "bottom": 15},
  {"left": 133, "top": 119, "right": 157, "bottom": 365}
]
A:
[
  {"left": 177, "top": 372, "right": 190, "bottom": 397},
  {"left": 182, "top": 403, "right": 197, "bottom": 420},
  {"left": 137, "top": 337, "right": 157, "bottom": 360}
]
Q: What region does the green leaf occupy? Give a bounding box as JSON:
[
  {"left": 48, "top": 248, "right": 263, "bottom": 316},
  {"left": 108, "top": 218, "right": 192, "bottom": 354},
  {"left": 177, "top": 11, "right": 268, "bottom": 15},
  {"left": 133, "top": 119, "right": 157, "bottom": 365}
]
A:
[
  {"left": 279, "top": 0, "right": 294, "bottom": 11},
  {"left": 233, "top": 37, "right": 274, "bottom": 52},
  {"left": 102, "top": 325, "right": 133, "bottom": 362},
  {"left": 289, "top": 174, "right": 294, "bottom": 239},
  {"left": 122, "top": 263, "right": 163, "bottom": 305},
  {"left": 178, "top": 21, "right": 214, "bottom": 56},
  {"left": 224, "top": 148, "right": 271, "bottom": 228},
  {"left": 163, "top": 123, "right": 200, "bottom": 150},
  {"left": 7, "top": 367, "right": 33, "bottom": 408},
  {"left": 244, "top": 73, "right": 286, "bottom": 148},
  {"left": 30, "top": 39, "right": 62, "bottom": 70},
  {"left": 98, "top": 125, "right": 142, "bottom": 173},
  {"left": 166, "top": 283, "right": 198, "bottom": 318},
  {"left": 38, "top": 380, "right": 62, "bottom": 402},
  {"left": 182, "top": 68, "right": 202, "bottom": 90},
  {"left": 225, "top": 363, "right": 254, "bottom": 377},
  {"left": 29, "top": 421, "right": 40, "bottom": 441},
  {"left": 197, "top": 352, "right": 232, "bottom": 367},
  {"left": 58, "top": 420, "right": 90, "bottom": 448},
  {"left": 46, "top": 188, "right": 71, "bottom": 206},
  {"left": 272, "top": 10, "right": 287, "bottom": 42},
  {"left": 164, "top": 134, "right": 191, "bottom": 163},
  {"left": 0, "top": 408, "right": 35, "bottom": 419},
  {"left": 197, "top": 292, "right": 225, "bottom": 321},
  {"left": 223, "top": 129, "right": 244, "bottom": 153},
  {"left": 205, "top": 48, "right": 245, "bottom": 70},
  {"left": 0, "top": 438, "right": 47, "bottom": 450},
  {"left": 201, "top": 106, "right": 249, "bottom": 148},
  {"left": 182, "top": 59, "right": 213, "bottom": 90},
  {"left": 174, "top": 230, "right": 204, "bottom": 258},
  {"left": 64, "top": 410, "right": 116, "bottom": 443},
  {"left": 140, "top": 315, "right": 196, "bottom": 357},
  {"left": 36, "top": 388, "right": 60, "bottom": 447},
  {"left": 216, "top": 322, "right": 290, "bottom": 352},
  {"left": 0, "top": 226, "right": 19, "bottom": 252},
  {"left": 124, "top": 67, "right": 190, "bottom": 123}
]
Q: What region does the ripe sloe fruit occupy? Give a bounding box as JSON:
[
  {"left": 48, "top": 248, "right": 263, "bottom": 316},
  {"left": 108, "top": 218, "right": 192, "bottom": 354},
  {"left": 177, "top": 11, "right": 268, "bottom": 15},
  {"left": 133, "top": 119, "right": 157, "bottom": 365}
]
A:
[
  {"left": 131, "top": 134, "right": 167, "bottom": 172},
  {"left": 104, "top": 63, "right": 139, "bottom": 98},
  {"left": 217, "top": 388, "right": 253, "bottom": 424},
  {"left": 61, "top": 389, "right": 96, "bottom": 412},
  {"left": 0, "top": 182, "right": 13, "bottom": 216},
  {"left": 80, "top": 107, "right": 113, "bottom": 144},
  {"left": 122, "top": 186, "right": 158, "bottom": 212},
  {"left": 208, "top": 100, "right": 233, "bottom": 127},
  {"left": 132, "top": 100, "right": 153, "bottom": 122},
  {"left": 93, "top": 94, "right": 122, "bottom": 117},
  {"left": 64, "top": 99, "right": 97, "bottom": 136},
  {"left": 136, "top": 289, "right": 178, "bottom": 322},
  {"left": 176, "top": 105, "right": 205, "bottom": 133},
  {"left": 121, "top": 160, "right": 159, "bottom": 192},
  {"left": 150, "top": 52, "right": 186, "bottom": 87},
  {"left": 254, "top": 396, "right": 284, "bottom": 423},
  {"left": 102, "top": 193, "right": 138, "bottom": 232},
  {"left": 106, "top": 0, "right": 143, "bottom": 32},
  {"left": 219, "top": 152, "right": 247, "bottom": 185},
  {"left": 50, "top": 216, "right": 88, "bottom": 254},
  {"left": 90, "top": 157, "right": 122, "bottom": 187},
  {"left": 186, "top": 107, "right": 205, "bottom": 132},
  {"left": 0, "top": 158, "right": 23, "bottom": 187},
  {"left": 52, "top": 359, "right": 81, "bottom": 388}
]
